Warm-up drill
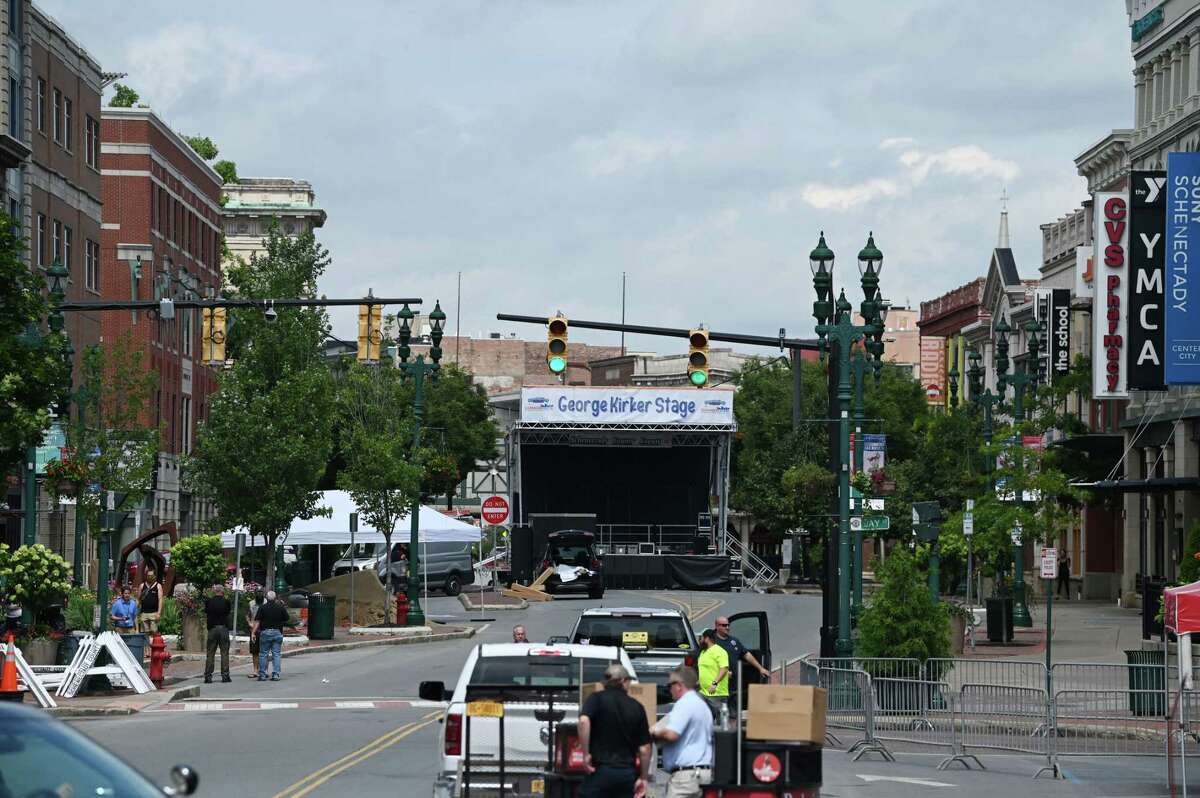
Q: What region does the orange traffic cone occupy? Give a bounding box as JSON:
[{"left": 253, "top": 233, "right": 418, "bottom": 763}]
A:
[{"left": 0, "top": 632, "right": 20, "bottom": 699}]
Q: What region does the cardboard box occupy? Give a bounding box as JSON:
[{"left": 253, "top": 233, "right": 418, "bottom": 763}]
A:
[
  {"left": 580, "top": 681, "right": 657, "bottom": 730},
  {"left": 744, "top": 685, "right": 827, "bottom": 744}
]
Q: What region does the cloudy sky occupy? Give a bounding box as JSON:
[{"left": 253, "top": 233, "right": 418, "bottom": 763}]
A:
[{"left": 41, "top": 1, "right": 1133, "bottom": 353}]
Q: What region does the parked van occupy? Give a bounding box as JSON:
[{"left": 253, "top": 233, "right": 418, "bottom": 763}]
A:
[
  {"left": 331, "top": 543, "right": 382, "bottom": 576},
  {"left": 376, "top": 541, "right": 474, "bottom": 597}
]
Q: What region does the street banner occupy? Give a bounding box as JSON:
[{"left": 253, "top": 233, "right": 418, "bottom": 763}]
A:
[
  {"left": 520, "top": 386, "right": 733, "bottom": 425},
  {"left": 864, "top": 433, "right": 886, "bottom": 473},
  {"left": 1049, "top": 288, "right": 1072, "bottom": 383},
  {"left": 1166, "top": 153, "right": 1200, "bottom": 384},
  {"left": 919, "top": 336, "right": 946, "bottom": 406},
  {"left": 1074, "top": 245, "right": 1094, "bottom": 300},
  {"left": 1093, "top": 191, "right": 1130, "bottom": 397},
  {"left": 1128, "top": 170, "right": 1167, "bottom": 390}
]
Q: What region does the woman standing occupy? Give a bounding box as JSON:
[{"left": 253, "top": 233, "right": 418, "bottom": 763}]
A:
[{"left": 138, "top": 569, "right": 163, "bottom": 633}]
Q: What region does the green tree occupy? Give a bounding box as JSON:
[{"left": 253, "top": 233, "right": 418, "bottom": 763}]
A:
[
  {"left": 213, "top": 159, "right": 239, "bottom": 185},
  {"left": 170, "top": 535, "right": 227, "bottom": 595},
  {"left": 0, "top": 213, "right": 69, "bottom": 473},
  {"left": 184, "top": 135, "right": 219, "bottom": 161},
  {"left": 857, "top": 548, "right": 949, "bottom": 668},
  {"left": 108, "top": 83, "right": 139, "bottom": 108},
  {"left": 413, "top": 364, "right": 498, "bottom": 506},
  {"left": 1180, "top": 522, "right": 1200, "bottom": 585},
  {"left": 186, "top": 225, "right": 334, "bottom": 589}
]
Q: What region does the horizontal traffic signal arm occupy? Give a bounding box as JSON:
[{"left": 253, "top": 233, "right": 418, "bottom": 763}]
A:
[
  {"left": 498, "top": 313, "right": 821, "bottom": 351},
  {"left": 58, "top": 297, "right": 423, "bottom": 311}
]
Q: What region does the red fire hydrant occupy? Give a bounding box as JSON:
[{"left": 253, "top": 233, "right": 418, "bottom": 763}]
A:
[
  {"left": 394, "top": 592, "right": 410, "bottom": 627},
  {"left": 148, "top": 633, "right": 170, "bottom": 689}
]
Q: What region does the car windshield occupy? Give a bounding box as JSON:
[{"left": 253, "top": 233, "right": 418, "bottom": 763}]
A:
[
  {"left": 572, "top": 616, "right": 691, "bottom": 649},
  {"left": 470, "top": 656, "right": 615, "bottom": 687},
  {"left": 550, "top": 544, "right": 593, "bottom": 566},
  {"left": 0, "top": 714, "right": 163, "bottom": 798},
  {"left": 340, "top": 543, "right": 379, "bottom": 560}
]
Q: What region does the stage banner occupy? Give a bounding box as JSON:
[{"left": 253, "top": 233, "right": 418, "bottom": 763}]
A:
[
  {"left": 1128, "top": 170, "right": 1167, "bottom": 390},
  {"left": 1093, "top": 191, "right": 1130, "bottom": 398},
  {"left": 1049, "top": 288, "right": 1072, "bottom": 383},
  {"left": 520, "top": 386, "right": 734, "bottom": 425},
  {"left": 1167, "top": 153, "right": 1200, "bottom": 384}
]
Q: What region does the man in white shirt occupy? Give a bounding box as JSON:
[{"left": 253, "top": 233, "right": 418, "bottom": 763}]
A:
[{"left": 650, "top": 665, "right": 713, "bottom": 798}]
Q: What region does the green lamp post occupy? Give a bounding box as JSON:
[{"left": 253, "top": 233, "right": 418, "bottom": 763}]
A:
[{"left": 397, "top": 300, "right": 446, "bottom": 627}]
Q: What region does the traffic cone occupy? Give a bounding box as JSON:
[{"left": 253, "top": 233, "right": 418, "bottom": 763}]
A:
[{"left": 0, "top": 632, "right": 21, "bottom": 700}]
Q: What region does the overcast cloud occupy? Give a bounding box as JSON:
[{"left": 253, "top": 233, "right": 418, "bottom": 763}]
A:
[{"left": 40, "top": 1, "right": 1133, "bottom": 353}]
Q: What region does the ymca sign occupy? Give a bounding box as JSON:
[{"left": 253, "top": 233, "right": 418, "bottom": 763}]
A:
[
  {"left": 1166, "top": 153, "right": 1200, "bottom": 384},
  {"left": 1128, "top": 171, "right": 1166, "bottom": 390},
  {"left": 1093, "top": 192, "right": 1130, "bottom": 397}
]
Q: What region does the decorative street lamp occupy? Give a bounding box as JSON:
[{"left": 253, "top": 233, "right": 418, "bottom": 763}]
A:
[
  {"left": 397, "top": 300, "right": 447, "bottom": 627},
  {"left": 810, "top": 232, "right": 887, "bottom": 658}
]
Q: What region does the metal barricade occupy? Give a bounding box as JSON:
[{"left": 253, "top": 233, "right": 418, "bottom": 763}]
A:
[
  {"left": 957, "top": 683, "right": 1057, "bottom": 778},
  {"left": 928, "top": 658, "right": 1048, "bottom": 694},
  {"left": 777, "top": 656, "right": 820, "bottom": 687},
  {"left": 815, "top": 665, "right": 894, "bottom": 761}
]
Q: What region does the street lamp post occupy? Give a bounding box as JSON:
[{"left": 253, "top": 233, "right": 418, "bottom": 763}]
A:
[
  {"left": 811, "top": 232, "right": 885, "bottom": 659},
  {"left": 396, "top": 301, "right": 446, "bottom": 627}
]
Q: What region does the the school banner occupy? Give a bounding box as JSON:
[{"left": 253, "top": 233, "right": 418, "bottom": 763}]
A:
[{"left": 1166, "top": 153, "right": 1200, "bottom": 384}]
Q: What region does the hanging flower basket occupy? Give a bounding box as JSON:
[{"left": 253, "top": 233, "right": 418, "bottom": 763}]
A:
[{"left": 54, "top": 481, "right": 77, "bottom": 496}]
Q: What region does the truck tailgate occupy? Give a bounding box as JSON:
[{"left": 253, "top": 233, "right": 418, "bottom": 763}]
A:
[{"left": 462, "top": 700, "right": 579, "bottom": 768}]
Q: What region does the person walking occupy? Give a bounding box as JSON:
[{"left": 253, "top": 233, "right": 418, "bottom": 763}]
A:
[
  {"left": 577, "top": 663, "right": 652, "bottom": 798},
  {"left": 1057, "top": 548, "right": 1071, "bottom": 599},
  {"left": 650, "top": 665, "right": 713, "bottom": 798},
  {"left": 203, "top": 585, "right": 233, "bottom": 684},
  {"left": 697, "top": 629, "right": 730, "bottom": 705},
  {"left": 110, "top": 587, "right": 137, "bottom": 632},
  {"left": 245, "top": 590, "right": 263, "bottom": 679},
  {"left": 512, "top": 624, "right": 529, "bottom": 643},
  {"left": 253, "top": 590, "right": 289, "bottom": 681},
  {"left": 138, "top": 570, "right": 163, "bottom": 634}
]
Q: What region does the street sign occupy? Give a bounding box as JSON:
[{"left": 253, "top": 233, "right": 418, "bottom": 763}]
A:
[
  {"left": 481, "top": 495, "right": 511, "bottom": 526},
  {"left": 962, "top": 515, "right": 974, "bottom": 537},
  {"left": 1041, "top": 548, "right": 1058, "bottom": 580},
  {"left": 912, "top": 506, "right": 920, "bottom": 524},
  {"left": 966, "top": 499, "right": 975, "bottom": 512},
  {"left": 850, "top": 516, "right": 890, "bottom": 532}
]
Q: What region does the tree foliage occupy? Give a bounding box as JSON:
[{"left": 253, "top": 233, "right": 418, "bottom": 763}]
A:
[
  {"left": 184, "top": 135, "right": 219, "bottom": 161},
  {"left": 0, "top": 211, "right": 70, "bottom": 474},
  {"left": 412, "top": 364, "right": 498, "bottom": 505},
  {"left": 169, "top": 535, "right": 227, "bottom": 594},
  {"left": 108, "top": 83, "right": 139, "bottom": 108},
  {"left": 857, "top": 548, "right": 949, "bottom": 667},
  {"left": 213, "top": 159, "right": 239, "bottom": 185}
]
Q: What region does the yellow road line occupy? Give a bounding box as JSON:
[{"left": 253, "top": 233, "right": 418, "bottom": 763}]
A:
[
  {"left": 657, "top": 595, "right": 725, "bottom": 623},
  {"left": 272, "top": 710, "right": 441, "bottom": 798}
]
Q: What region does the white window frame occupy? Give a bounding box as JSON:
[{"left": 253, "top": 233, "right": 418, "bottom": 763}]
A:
[
  {"left": 52, "top": 87, "right": 61, "bottom": 144},
  {"left": 84, "top": 239, "right": 98, "bottom": 291},
  {"left": 51, "top": 219, "right": 60, "bottom": 265},
  {"left": 35, "top": 213, "right": 44, "bottom": 267},
  {"left": 36, "top": 78, "right": 44, "bottom": 132}
]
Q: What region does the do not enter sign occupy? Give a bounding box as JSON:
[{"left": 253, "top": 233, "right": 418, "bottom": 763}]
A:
[{"left": 481, "top": 495, "right": 510, "bottom": 526}]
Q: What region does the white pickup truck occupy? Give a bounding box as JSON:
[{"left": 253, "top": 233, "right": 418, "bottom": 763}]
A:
[{"left": 421, "top": 643, "right": 639, "bottom": 798}]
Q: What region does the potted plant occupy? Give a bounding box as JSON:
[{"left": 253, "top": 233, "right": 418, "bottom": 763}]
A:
[
  {"left": 1, "top": 544, "right": 73, "bottom": 665},
  {"left": 169, "top": 535, "right": 227, "bottom": 651},
  {"left": 857, "top": 548, "right": 950, "bottom": 711},
  {"left": 43, "top": 453, "right": 89, "bottom": 499},
  {"left": 943, "top": 601, "right": 973, "bottom": 657}
]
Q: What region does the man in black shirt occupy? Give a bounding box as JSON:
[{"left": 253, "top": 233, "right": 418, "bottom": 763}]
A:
[
  {"left": 203, "top": 585, "right": 233, "bottom": 683},
  {"left": 252, "top": 590, "right": 291, "bottom": 682},
  {"left": 714, "top": 616, "right": 769, "bottom": 709},
  {"left": 577, "top": 663, "right": 652, "bottom": 798}
]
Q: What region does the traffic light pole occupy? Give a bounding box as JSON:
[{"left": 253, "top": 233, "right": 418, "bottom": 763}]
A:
[
  {"left": 497, "top": 314, "right": 822, "bottom": 353},
  {"left": 851, "top": 350, "right": 867, "bottom": 615},
  {"left": 58, "top": 296, "right": 423, "bottom": 312}
]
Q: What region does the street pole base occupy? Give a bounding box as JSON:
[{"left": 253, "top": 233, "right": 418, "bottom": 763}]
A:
[{"left": 406, "top": 610, "right": 426, "bottom": 627}]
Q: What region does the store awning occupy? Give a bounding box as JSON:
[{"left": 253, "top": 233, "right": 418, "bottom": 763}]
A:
[
  {"left": 1166, "top": 582, "right": 1200, "bottom": 635},
  {"left": 1071, "top": 476, "right": 1200, "bottom": 494}
]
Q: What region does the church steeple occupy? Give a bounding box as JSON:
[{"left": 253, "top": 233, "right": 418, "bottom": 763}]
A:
[{"left": 997, "top": 187, "right": 1010, "bottom": 248}]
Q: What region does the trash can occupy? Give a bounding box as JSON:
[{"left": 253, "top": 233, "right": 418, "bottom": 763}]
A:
[
  {"left": 985, "top": 597, "right": 1014, "bottom": 643},
  {"left": 308, "top": 593, "right": 335, "bottom": 641},
  {"left": 120, "top": 633, "right": 147, "bottom": 665},
  {"left": 1125, "top": 648, "right": 1166, "bottom": 717}
]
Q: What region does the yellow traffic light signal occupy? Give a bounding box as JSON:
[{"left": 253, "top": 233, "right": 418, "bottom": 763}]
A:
[
  {"left": 201, "top": 307, "right": 226, "bottom": 364},
  {"left": 358, "top": 304, "right": 383, "bottom": 361},
  {"left": 688, "top": 329, "right": 709, "bottom": 387},
  {"left": 547, "top": 313, "right": 568, "bottom": 374}
]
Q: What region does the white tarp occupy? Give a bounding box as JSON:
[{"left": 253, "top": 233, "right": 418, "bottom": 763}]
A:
[
  {"left": 520, "top": 386, "right": 734, "bottom": 425},
  {"left": 218, "top": 491, "right": 480, "bottom": 548}
]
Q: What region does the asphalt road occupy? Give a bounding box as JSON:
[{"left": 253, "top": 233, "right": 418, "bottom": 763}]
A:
[{"left": 69, "top": 590, "right": 1179, "bottom": 797}]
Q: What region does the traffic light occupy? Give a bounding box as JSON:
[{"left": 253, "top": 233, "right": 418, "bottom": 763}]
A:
[
  {"left": 357, "top": 303, "right": 383, "bottom": 361},
  {"left": 200, "top": 307, "right": 226, "bottom": 364},
  {"left": 547, "top": 313, "right": 568, "bottom": 374},
  {"left": 688, "top": 329, "right": 709, "bottom": 387}
]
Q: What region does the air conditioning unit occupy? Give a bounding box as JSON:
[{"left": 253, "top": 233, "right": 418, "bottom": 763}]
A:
[{"left": 638, "top": 542, "right": 656, "bottom": 555}]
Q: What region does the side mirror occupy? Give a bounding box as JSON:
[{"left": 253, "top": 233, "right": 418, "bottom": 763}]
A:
[
  {"left": 546, "top": 635, "right": 570, "bottom": 645},
  {"left": 166, "top": 764, "right": 198, "bottom": 795},
  {"left": 419, "top": 680, "right": 448, "bottom": 702}
]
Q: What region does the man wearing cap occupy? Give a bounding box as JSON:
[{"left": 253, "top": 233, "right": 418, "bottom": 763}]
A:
[
  {"left": 697, "top": 629, "right": 730, "bottom": 702},
  {"left": 651, "top": 665, "right": 712, "bottom": 798},
  {"left": 577, "top": 663, "right": 652, "bottom": 798}
]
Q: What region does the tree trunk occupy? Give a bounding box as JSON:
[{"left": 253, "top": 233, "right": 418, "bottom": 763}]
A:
[
  {"left": 446, "top": 492, "right": 454, "bottom": 510},
  {"left": 383, "top": 532, "right": 393, "bottom": 626},
  {"left": 265, "top": 533, "right": 277, "bottom": 592}
]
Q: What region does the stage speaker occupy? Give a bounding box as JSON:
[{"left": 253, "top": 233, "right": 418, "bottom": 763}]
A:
[{"left": 510, "top": 525, "right": 533, "bottom": 584}]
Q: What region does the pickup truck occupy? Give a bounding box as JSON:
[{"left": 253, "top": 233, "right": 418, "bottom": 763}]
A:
[{"left": 420, "top": 643, "right": 640, "bottom": 798}]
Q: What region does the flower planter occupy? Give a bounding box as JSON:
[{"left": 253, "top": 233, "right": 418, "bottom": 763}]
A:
[
  {"left": 22, "top": 638, "right": 60, "bottom": 666},
  {"left": 180, "top": 614, "right": 207, "bottom": 652},
  {"left": 948, "top": 615, "right": 966, "bottom": 656}
]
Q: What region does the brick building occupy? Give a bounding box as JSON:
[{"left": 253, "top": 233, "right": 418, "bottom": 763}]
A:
[
  {"left": 430, "top": 333, "right": 625, "bottom": 394},
  {"left": 99, "top": 106, "right": 224, "bottom": 539}
]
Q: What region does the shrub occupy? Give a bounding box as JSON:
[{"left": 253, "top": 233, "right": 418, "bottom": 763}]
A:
[
  {"left": 857, "top": 548, "right": 950, "bottom": 675},
  {"left": 1179, "top": 522, "right": 1200, "bottom": 585},
  {"left": 64, "top": 586, "right": 96, "bottom": 632},
  {"left": 1, "top": 544, "right": 72, "bottom": 629},
  {"left": 158, "top": 598, "right": 181, "bottom": 636},
  {"left": 170, "top": 535, "right": 227, "bottom": 595}
]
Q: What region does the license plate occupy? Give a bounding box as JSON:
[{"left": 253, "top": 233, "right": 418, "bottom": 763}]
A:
[
  {"left": 531, "top": 778, "right": 544, "bottom": 794},
  {"left": 466, "top": 700, "right": 504, "bottom": 718},
  {"left": 622, "top": 630, "right": 649, "bottom": 645}
]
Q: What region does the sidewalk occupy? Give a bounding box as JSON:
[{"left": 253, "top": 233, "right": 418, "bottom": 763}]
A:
[
  {"left": 962, "top": 599, "right": 1144, "bottom": 663},
  {"left": 38, "top": 622, "right": 477, "bottom": 717}
]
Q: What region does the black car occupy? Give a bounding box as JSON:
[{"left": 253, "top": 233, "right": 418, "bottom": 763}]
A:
[
  {"left": 0, "top": 701, "right": 197, "bottom": 796},
  {"left": 539, "top": 530, "right": 604, "bottom": 598}
]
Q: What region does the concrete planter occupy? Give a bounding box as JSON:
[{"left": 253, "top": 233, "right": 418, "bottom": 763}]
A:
[
  {"left": 23, "top": 638, "right": 60, "bottom": 665},
  {"left": 948, "top": 615, "right": 966, "bottom": 656},
  {"left": 180, "top": 614, "right": 207, "bottom": 652}
]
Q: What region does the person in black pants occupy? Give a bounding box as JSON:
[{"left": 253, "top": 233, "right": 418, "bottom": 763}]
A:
[
  {"left": 203, "top": 585, "right": 233, "bottom": 683},
  {"left": 577, "top": 664, "right": 652, "bottom": 798},
  {"left": 1057, "top": 549, "right": 1072, "bottom": 598}
]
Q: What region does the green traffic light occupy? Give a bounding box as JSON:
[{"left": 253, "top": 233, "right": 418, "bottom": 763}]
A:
[
  {"left": 690, "top": 370, "right": 707, "bottom": 386},
  {"left": 549, "top": 356, "right": 567, "bottom": 374}
]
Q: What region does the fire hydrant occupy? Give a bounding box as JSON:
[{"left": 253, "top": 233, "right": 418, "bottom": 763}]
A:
[
  {"left": 148, "top": 633, "right": 170, "bottom": 689},
  {"left": 394, "top": 592, "right": 410, "bottom": 627}
]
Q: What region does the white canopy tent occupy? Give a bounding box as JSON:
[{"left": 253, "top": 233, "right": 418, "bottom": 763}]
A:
[{"left": 218, "top": 490, "right": 480, "bottom": 548}]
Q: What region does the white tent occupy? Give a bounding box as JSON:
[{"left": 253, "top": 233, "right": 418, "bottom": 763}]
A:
[{"left": 218, "top": 490, "right": 480, "bottom": 548}]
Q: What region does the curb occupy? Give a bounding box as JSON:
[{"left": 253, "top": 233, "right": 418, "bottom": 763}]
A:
[
  {"left": 49, "top": 684, "right": 201, "bottom": 718},
  {"left": 458, "top": 593, "right": 528, "bottom": 611}
]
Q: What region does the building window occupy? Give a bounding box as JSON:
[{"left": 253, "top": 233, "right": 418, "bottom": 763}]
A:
[
  {"left": 51, "top": 219, "right": 61, "bottom": 266},
  {"left": 7, "top": 76, "right": 18, "bottom": 138},
  {"left": 8, "top": 0, "right": 20, "bottom": 36},
  {"left": 85, "top": 239, "right": 98, "bottom": 291},
  {"left": 151, "top": 185, "right": 158, "bottom": 232},
  {"left": 52, "top": 88, "right": 61, "bottom": 144},
  {"left": 63, "top": 97, "right": 72, "bottom": 151},
  {"left": 85, "top": 115, "right": 99, "bottom": 168},
  {"left": 35, "top": 213, "right": 44, "bottom": 267},
  {"left": 63, "top": 226, "right": 72, "bottom": 273},
  {"left": 36, "top": 78, "right": 43, "bottom": 132},
  {"left": 181, "top": 396, "right": 192, "bottom": 455}
]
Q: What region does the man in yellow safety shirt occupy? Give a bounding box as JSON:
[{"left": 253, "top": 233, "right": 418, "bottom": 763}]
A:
[{"left": 697, "top": 628, "right": 729, "bottom": 703}]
